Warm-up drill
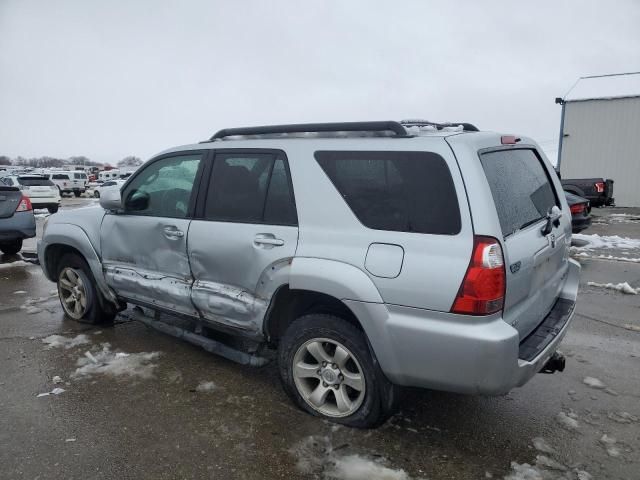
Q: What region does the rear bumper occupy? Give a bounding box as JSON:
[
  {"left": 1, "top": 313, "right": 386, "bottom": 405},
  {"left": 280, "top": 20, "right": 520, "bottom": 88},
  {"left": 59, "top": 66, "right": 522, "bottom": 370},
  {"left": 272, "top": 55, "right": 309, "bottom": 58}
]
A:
[
  {"left": 0, "top": 211, "right": 36, "bottom": 241},
  {"left": 345, "top": 259, "right": 580, "bottom": 395}
]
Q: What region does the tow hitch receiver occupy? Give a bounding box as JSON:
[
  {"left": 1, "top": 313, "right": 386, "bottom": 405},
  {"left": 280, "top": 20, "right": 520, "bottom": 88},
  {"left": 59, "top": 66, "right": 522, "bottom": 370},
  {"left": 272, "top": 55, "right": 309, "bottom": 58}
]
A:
[{"left": 539, "top": 352, "right": 566, "bottom": 374}]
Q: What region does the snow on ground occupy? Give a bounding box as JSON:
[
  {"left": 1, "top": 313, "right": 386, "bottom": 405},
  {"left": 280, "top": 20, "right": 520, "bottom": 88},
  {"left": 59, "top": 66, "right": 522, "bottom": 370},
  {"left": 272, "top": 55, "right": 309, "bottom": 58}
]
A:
[
  {"left": 290, "top": 435, "right": 419, "bottom": 480},
  {"left": 556, "top": 411, "right": 579, "bottom": 431},
  {"left": 73, "top": 344, "right": 161, "bottom": 379},
  {"left": 572, "top": 252, "right": 640, "bottom": 263},
  {"left": 42, "top": 334, "right": 91, "bottom": 349},
  {"left": 599, "top": 435, "right": 621, "bottom": 458},
  {"left": 532, "top": 437, "right": 555, "bottom": 454},
  {"left": 587, "top": 281, "right": 639, "bottom": 295},
  {"left": 36, "top": 387, "right": 65, "bottom": 397},
  {"left": 572, "top": 234, "right": 640, "bottom": 250},
  {"left": 0, "top": 260, "right": 31, "bottom": 269},
  {"left": 195, "top": 381, "right": 216, "bottom": 392},
  {"left": 12, "top": 290, "right": 27, "bottom": 294},
  {"left": 583, "top": 377, "right": 606, "bottom": 389}
]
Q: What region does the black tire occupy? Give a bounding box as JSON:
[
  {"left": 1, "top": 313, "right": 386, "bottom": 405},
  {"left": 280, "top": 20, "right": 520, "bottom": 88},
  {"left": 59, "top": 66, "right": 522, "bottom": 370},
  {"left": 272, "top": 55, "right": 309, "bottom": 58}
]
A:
[
  {"left": 94, "top": 191, "right": 100, "bottom": 198},
  {"left": 56, "top": 253, "right": 116, "bottom": 325},
  {"left": 73, "top": 191, "right": 81, "bottom": 198},
  {"left": 278, "top": 314, "right": 399, "bottom": 428},
  {"left": 0, "top": 239, "right": 23, "bottom": 255},
  {"left": 47, "top": 205, "right": 59, "bottom": 214}
]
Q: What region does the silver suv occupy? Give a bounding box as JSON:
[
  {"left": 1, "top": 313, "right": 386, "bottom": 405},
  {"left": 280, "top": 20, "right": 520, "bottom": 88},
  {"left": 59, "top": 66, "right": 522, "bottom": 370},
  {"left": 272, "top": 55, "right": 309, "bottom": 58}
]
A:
[{"left": 38, "top": 121, "right": 579, "bottom": 427}]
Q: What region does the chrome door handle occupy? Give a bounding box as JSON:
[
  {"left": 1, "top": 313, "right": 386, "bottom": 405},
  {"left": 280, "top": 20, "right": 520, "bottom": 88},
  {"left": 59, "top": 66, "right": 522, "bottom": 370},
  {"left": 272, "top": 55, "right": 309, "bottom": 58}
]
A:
[
  {"left": 254, "top": 235, "right": 284, "bottom": 247},
  {"left": 163, "top": 226, "right": 184, "bottom": 239}
]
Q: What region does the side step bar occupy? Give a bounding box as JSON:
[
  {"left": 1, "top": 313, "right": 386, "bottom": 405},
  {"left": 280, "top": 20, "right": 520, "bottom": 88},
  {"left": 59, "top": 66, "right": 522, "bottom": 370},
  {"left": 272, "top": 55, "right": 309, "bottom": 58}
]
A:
[{"left": 131, "top": 307, "right": 269, "bottom": 367}]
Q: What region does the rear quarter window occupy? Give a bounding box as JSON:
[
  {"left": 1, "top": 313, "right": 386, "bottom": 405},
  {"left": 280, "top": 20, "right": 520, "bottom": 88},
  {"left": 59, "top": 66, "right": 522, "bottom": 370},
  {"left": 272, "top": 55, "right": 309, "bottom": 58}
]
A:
[
  {"left": 315, "top": 150, "right": 461, "bottom": 235},
  {"left": 480, "top": 148, "right": 559, "bottom": 238}
]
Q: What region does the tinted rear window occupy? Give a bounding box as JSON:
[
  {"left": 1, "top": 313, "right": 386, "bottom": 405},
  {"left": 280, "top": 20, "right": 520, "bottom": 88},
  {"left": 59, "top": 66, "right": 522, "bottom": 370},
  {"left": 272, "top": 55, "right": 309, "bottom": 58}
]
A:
[
  {"left": 315, "top": 151, "right": 461, "bottom": 235},
  {"left": 480, "top": 149, "right": 559, "bottom": 238},
  {"left": 17, "top": 177, "right": 55, "bottom": 187}
]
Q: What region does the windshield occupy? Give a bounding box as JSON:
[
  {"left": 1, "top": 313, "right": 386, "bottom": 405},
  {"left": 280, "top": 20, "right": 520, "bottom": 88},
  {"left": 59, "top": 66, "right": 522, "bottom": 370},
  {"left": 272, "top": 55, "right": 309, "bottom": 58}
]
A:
[{"left": 17, "top": 177, "right": 55, "bottom": 187}]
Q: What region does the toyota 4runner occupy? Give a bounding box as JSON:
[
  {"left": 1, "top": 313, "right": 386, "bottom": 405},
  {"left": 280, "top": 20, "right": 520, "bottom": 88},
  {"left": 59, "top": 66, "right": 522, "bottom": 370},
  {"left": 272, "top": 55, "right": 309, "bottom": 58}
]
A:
[{"left": 38, "top": 121, "right": 580, "bottom": 427}]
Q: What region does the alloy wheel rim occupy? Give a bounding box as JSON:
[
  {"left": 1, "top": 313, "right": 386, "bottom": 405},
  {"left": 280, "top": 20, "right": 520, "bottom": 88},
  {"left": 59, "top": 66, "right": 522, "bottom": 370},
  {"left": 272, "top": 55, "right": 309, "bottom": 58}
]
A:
[
  {"left": 58, "top": 268, "right": 88, "bottom": 319},
  {"left": 292, "top": 338, "right": 366, "bottom": 418}
]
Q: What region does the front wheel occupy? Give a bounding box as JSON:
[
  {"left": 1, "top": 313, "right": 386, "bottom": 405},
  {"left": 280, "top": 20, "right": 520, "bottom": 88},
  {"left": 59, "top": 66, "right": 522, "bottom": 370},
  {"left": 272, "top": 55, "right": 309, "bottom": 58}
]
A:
[
  {"left": 0, "top": 239, "right": 23, "bottom": 255},
  {"left": 93, "top": 190, "right": 100, "bottom": 198},
  {"left": 278, "top": 314, "right": 399, "bottom": 428},
  {"left": 56, "top": 254, "right": 115, "bottom": 325}
]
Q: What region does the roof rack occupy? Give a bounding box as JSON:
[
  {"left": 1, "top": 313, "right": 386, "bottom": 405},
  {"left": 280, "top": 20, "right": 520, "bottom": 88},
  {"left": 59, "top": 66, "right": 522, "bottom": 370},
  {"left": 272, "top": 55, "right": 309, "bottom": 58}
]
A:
[
  {"left": 209, "top": 121, "right": 409, "bottom": 141},
  {"left": 400, "top": 119, "right": 479, "bottom": 132}
]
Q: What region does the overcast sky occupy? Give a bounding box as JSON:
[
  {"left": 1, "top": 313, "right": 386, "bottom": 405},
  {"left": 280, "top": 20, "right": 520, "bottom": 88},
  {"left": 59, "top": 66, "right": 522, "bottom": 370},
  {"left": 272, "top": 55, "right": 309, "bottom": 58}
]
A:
[{"left": 1, "top": 0, "right": 639, "bottom": 164}]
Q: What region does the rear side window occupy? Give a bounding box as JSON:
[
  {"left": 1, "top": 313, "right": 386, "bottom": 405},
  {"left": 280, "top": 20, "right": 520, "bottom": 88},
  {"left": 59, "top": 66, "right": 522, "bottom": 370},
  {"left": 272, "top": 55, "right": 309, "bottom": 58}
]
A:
[
  {"left": 315, "top": 151, "right": 461, "bottom": 235},
  {"left": 17, "top": 177, "right": 55, "bottom": 187},
  {"left": 52, "top": 174, "right": 70, "bottom": 180},
  {"left": 204, "top": 152, "right": 297, "bottom": 225},
  {"left": 480, "top": 148, "right": 559, "bottom": 238}
]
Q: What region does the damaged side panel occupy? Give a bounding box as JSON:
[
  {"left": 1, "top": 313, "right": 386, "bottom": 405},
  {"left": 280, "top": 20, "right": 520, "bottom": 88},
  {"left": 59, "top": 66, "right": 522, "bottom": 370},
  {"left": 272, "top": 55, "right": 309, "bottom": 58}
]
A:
[
  {"left": 101, "top": 214, "right": 197, "bottom": 316},
  {"left": 187, "top": 219, "right": 298, "bottom": 335}
]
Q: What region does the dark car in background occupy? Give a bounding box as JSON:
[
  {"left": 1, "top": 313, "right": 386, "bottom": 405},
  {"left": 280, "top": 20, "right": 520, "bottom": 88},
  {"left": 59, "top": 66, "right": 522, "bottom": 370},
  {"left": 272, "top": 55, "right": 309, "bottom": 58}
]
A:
[
  {"left": 560, "top": 177, "right": 614, "bottom": 207},
  {"left": 565, "top": 191, "right": 592, "bottom": 233},
  {"left": 0, "top": 185, "right": 36, "bottom": 255}
]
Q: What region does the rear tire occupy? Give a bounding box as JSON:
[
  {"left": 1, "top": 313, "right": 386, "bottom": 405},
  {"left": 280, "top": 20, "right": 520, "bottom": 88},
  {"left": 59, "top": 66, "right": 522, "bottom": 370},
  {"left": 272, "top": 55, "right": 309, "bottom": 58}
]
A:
[
  {"left": 94, "top": 191, "right": 100, "bottom": 198},
  {"left": 73, "top": 191, "right": 81, "bottom": 198},
  {"left": 56, "top": 253, "right": 115, "bottom": 325},
  {"left": 47, "top": 205, "right": 59, "bottom": 214},
  {"left": 278, "top": 314, "right": 399, "bottom": 428},
  {"left": 0, "top": 239, "right": 23, "bottom": 255}
]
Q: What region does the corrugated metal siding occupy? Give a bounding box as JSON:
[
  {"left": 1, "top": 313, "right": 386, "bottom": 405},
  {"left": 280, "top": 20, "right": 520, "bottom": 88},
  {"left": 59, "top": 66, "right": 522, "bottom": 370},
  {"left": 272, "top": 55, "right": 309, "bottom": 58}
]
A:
[{"left": 560, "top": 96, "right": 640, "bottom": 207}]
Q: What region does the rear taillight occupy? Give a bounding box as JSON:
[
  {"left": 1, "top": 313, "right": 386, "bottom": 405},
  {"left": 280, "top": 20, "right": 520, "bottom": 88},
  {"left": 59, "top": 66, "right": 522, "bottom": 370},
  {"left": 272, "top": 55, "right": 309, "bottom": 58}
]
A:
[
  {"left": 15, "top": 195, "right": 32, "bottom": 212},
  {"left": 451, "top": 236, "right": 506, "bottom": 315},
  {"left": 595, "top": 181, "right": 605, "bottom": 193},
  {"left": 570, "top": 203, "right": 586, "bottom": 215}
]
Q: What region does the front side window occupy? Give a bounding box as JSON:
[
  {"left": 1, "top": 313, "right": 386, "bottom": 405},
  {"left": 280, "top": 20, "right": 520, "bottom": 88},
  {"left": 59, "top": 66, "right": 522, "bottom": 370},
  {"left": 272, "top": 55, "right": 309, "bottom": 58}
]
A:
[
  {"left": 315, "top": 151, "right": 461, "bottom": 235},
  {"left": 204, "top": 152, "right": 297, "bottom": 225},
  {"left": 480, "top": 149, "right": 559, "bottom": 237},
  {"left": 122, "top": 153, "right": 202, "bottom": 218}
]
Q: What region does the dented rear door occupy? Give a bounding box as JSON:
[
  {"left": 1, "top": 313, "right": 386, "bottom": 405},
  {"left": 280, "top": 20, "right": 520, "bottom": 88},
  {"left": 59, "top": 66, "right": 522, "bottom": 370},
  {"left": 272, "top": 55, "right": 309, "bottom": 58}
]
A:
[
  {"left": 101, "top": 152, "right": 205, "bottom": 316},
  {"left": 188, "top": 149, "right": 298, "bottom": 334}
]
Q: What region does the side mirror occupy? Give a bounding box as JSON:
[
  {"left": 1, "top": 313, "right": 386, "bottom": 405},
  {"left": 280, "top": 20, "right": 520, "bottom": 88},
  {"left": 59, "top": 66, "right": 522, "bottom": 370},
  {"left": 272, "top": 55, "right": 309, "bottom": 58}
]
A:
[
  {"left": 99, "top": 187, "right": 122, "bottom": 211},
  {"left": 123, "top": 190, "right": 149, "bottom": 211}
]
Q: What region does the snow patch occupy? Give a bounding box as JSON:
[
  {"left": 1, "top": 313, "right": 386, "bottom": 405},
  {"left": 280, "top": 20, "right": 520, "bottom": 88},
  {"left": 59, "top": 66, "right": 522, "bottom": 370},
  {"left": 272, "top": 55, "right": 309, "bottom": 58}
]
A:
[
  {"left": 572, "top": 252, "right": 640, "bottom": 263},
  {"left": 12, "top": 290, "right": 27, "bottom": 294},
  {"left": 607, "top": 411, "right": 638, "bottom": 423},
  {"left": 52, "top": 375, "right": 63, "bottom": 384},
  {"left": 290, "top": 436, "right": 419, "bottom": 480},
  {"left": 556, "top": 412, "right": 579, "bottom": 431},
  {"left": 0, "top": 260, "right": 31, "bottom": 269},
  {"left": 599, "top": 434, "right": 621, "bottom": 458},
  {"left": 195, "top": 381, "right": 217, "bottom": 392},
  {"left": 572, "top": 233, "right": 640, "bottom": 250},
  {"left": 37, "top": 387, "right": 65, "bottom": 397},
  {"left": 42, "top": 334, "right": 91, "bottom": 349},
  {"left": 531, "top": 437, "right": 554, "bottom": 454},
  {"left": 504, "top": 456, "right": 591, "bottom": 480},
  {"left": 582, "top": 376, "right": 606, "bottom": 389},
  {"left": 587, "top": 281, "right": 639, "bottom": 294},
  {"left": 73, "top": 345, "right": 160, "bottom": 379},
  {"left": 623, "top": 323, "right": 640, "bottom": 332}
]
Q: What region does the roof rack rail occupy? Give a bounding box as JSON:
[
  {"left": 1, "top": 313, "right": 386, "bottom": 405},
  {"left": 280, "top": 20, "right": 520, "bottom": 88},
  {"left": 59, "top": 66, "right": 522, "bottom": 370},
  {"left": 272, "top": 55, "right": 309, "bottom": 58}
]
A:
[
  {"left": 400, "top": 119, "right": 479, "bottom": 132},
  {"left": 209, "top": 121, "right": 409, "bottom": 141}
]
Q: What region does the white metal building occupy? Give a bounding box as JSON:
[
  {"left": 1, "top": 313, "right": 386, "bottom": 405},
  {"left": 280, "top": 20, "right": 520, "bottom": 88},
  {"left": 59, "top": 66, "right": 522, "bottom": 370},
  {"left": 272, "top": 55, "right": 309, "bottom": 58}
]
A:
[{"left": 557, "top": 72, "right": 640, "bottom": 207}]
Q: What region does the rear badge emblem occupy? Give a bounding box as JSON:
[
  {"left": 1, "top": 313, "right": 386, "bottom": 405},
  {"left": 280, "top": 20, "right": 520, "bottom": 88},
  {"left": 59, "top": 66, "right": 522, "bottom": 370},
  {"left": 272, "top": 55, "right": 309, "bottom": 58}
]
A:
[{"left": 510, "top": 261, "right": 521, "bottom": 274}]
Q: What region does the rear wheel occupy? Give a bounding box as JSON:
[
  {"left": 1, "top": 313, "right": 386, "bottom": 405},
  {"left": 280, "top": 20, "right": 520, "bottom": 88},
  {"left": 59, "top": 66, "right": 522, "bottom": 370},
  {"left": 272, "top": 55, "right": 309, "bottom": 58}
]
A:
[
  {"left": 47, "top": 205, "right": 59, "bottom": 214},
  {"left": 56, "top": 253, "right": 115, "bottom": 325},
  {"left": 278, "top": 314, "right": 399, "bottom": 428},
  {"left": 94, "top": 190, "right": 100, "bottom": 198},
  {"left": 0, "top": 239, "right": 23, "bottom": 255},
  {"left": 73, "top": 191, "right": 81, "bottom": 198}
]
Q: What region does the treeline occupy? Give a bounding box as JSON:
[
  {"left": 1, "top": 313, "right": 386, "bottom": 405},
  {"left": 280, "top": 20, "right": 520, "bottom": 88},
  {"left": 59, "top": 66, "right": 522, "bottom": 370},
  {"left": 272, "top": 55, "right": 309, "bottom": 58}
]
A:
[{"left": 0, "top": 155, "right": 142, "bottom": 168}]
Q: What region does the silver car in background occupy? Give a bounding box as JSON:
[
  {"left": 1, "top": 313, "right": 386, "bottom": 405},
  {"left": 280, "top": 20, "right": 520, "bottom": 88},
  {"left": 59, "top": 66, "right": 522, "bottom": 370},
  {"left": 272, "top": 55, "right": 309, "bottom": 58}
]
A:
[{"left": 38, "top": 120, "right": 580, "bottom": 427}]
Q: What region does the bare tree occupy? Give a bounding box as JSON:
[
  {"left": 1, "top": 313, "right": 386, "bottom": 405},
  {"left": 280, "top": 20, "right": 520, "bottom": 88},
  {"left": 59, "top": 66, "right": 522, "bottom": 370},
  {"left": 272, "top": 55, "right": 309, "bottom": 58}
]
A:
[
  {"left": 118, "top": 156, "right": 143, "bottom": 168},
  {"left": 0, "top": 156, "right": 11, "bottom": 166}
]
